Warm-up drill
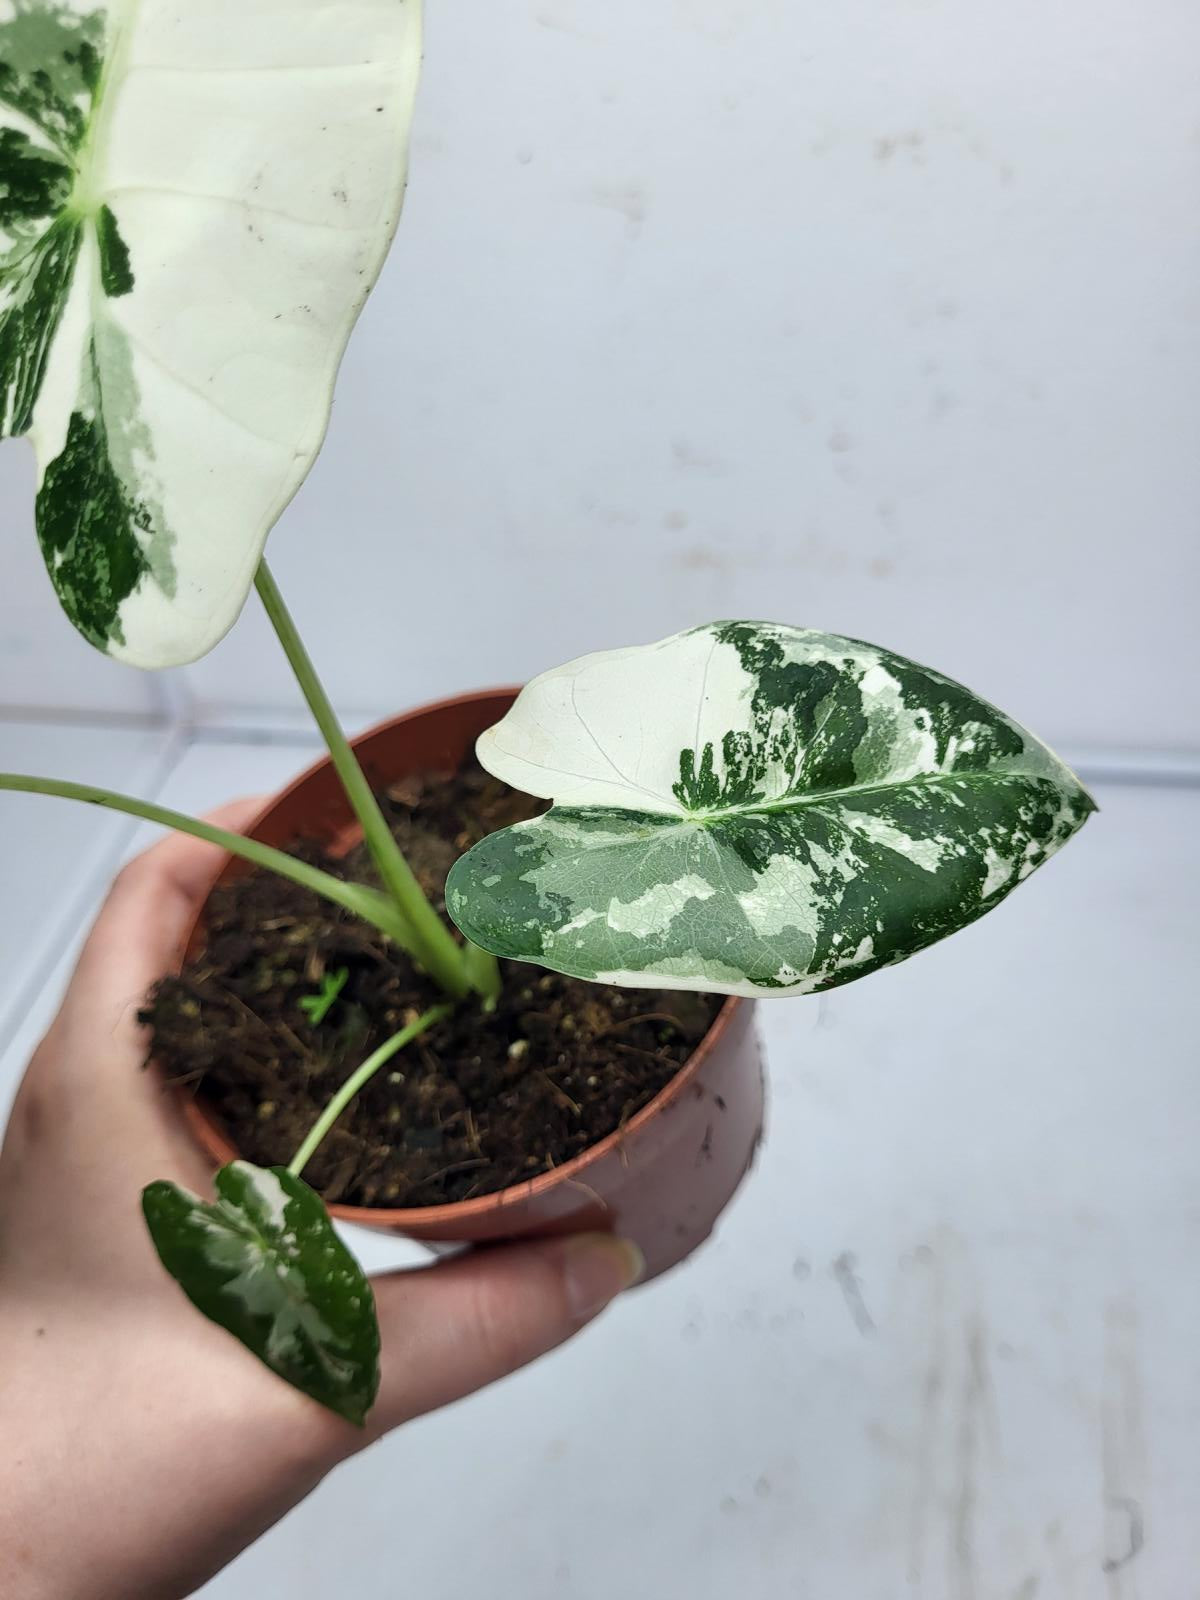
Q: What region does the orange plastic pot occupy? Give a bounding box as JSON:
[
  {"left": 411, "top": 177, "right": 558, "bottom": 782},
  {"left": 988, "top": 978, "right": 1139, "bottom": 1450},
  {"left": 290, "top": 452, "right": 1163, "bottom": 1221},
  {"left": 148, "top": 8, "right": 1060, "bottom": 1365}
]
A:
[{"left": 176, "top": 690, "right": 765, "bottom": 1280}]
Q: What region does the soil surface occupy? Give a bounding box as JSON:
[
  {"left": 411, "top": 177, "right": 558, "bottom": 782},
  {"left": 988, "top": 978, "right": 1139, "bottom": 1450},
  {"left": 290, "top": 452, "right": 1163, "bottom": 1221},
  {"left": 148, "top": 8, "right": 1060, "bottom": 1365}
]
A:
[{"left": 144, "top": 762, "right": 723, "bottom": 1208}]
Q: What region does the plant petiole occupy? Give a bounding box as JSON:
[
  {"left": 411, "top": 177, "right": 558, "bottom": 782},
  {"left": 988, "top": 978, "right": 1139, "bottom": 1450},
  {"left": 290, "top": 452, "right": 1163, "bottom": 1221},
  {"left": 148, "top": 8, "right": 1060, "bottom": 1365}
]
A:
[
  {"left": 0, "top": 774, "right": 417, "bottom": 951},
  {"left": 287, "top": 1004, "right": 454, "bottom": 1180},
  {"left": 254, "top": 562, "right": 489, "bottom": 1002}
]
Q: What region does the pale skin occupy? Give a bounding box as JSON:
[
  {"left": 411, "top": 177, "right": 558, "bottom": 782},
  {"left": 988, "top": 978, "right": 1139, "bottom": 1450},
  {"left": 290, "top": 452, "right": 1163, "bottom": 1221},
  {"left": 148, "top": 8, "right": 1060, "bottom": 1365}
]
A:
[{"left": 0, "top": 804, "right": 642, "bottom": 1600}]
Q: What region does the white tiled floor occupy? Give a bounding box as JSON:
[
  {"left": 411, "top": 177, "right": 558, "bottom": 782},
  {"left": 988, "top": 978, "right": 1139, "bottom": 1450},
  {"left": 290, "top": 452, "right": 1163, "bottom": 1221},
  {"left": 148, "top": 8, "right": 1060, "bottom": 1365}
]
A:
[{"left": 1, "top": 721, "right": 1197, "bottom": 1599}]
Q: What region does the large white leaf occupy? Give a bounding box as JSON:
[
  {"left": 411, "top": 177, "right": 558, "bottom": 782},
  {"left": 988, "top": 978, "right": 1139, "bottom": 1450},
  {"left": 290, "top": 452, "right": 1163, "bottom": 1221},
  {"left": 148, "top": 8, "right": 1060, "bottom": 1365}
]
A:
[
  {"left": 0, "top": 0, "right": 421, "bottom": 666},
  {"left": 446, "top": 622, "right": 1096, "bottom": 998}
]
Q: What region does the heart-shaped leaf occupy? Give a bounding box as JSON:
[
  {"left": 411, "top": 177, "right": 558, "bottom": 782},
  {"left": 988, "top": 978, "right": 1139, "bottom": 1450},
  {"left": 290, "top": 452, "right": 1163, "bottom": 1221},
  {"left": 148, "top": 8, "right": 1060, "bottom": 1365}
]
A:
[
  {"left": 1, "top": 0, "right": 421, "bottom": 666},
  {"left": 446, "top": 621, "right": 1095, "bottom": 998},
  {"left": 143, "top": 1161, "right": 379, "bottom": 1425}
]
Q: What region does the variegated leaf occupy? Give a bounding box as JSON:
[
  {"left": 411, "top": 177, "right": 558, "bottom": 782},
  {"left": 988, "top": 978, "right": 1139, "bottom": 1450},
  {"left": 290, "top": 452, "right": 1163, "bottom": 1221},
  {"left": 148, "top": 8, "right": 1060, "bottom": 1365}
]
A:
[
  {"left": 143, "top": 1162, "right": 380, "bottom": 1425},
  {"left": 0, "top": 0, "right": 421, "bottom": 666},
  {"left": 446, "top": 622, "right": 1095, "bottom": 999}
]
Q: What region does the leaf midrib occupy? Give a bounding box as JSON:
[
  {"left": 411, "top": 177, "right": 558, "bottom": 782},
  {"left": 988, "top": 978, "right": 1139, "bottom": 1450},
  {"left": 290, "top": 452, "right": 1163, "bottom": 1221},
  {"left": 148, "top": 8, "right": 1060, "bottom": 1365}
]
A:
[
  {"left": 546, "top": 764, "right": 1067, "bottom": 835},
  {"left": 65, "top": 0, "right": 140, "bottom": 215},
  {"left": 685, "top": 764, "right": 1060, "bottom": 825}
]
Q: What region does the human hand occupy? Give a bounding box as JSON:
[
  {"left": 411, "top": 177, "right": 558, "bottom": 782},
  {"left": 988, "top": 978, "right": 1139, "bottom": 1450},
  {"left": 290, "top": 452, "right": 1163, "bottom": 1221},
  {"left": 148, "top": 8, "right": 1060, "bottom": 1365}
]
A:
[{"left": 0, "top": 806, "right": 642, "bottom": 1600}]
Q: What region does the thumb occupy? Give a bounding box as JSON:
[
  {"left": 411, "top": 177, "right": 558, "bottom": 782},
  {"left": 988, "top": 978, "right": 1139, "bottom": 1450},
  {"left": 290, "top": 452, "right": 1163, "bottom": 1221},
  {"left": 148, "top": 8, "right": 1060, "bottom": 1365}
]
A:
[{"left": 359, "top": 1233, "right": 644, "bottom": 1441}]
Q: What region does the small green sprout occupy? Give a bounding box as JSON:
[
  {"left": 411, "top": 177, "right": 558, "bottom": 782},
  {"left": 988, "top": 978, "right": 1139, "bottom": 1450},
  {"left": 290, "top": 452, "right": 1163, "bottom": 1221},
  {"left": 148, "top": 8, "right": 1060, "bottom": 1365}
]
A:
[{"left": 299, "top": 967, "right": 349, "bottom": 1027}]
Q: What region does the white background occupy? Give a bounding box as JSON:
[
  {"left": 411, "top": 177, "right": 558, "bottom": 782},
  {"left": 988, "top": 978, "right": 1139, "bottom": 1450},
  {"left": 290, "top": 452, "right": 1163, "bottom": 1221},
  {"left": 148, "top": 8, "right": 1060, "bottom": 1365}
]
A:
[
  {"left": 1, "top": 3, "right": 1197, "bottom": 1598},
  {"left": 1, "top": 0, "right": 1197, "bottom": 748}
]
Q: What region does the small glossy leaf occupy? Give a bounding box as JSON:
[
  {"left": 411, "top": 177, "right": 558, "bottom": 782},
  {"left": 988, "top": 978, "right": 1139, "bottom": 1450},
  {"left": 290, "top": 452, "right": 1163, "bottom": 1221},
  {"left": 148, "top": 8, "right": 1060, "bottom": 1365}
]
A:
[
  {"left": 143, "top": 1161, "right": 379, "bottom": 1425},
  {"left": 299, "top": 965, "right": 349, "bottom": 1026},
  {"left": 1, "top": 0, "right": 422, "bottom": 666},
  {"left": 446, "top": 621, "right": 1095, "bottom": 998}
]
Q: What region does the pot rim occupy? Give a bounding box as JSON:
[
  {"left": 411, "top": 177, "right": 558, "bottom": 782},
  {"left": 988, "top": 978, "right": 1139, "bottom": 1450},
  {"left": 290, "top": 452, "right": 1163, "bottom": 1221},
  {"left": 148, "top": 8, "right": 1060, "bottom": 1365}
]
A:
[{"left": 176, "top": 686, "right": 744, "bottom": 1227}]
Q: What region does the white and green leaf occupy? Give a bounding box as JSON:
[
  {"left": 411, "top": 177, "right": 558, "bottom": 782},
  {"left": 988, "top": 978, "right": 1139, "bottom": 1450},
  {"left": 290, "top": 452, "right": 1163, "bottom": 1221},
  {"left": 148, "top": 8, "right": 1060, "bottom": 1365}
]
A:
[
  {"left": 446, "top": 621, "right": 1096, "bottom": 999},
  {"left": 1, "top": 0, "right": 422, "bottom": 666},
  {"left": 143, "top": 1161, "right": 380, "bottom": 1425}
]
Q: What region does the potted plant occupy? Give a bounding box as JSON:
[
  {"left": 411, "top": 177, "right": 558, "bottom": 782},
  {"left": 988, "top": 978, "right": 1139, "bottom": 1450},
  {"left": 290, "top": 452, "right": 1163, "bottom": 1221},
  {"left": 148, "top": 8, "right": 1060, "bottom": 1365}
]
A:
[{"left": 0, "top": 0, "right": 1093, "bottom": 1427}]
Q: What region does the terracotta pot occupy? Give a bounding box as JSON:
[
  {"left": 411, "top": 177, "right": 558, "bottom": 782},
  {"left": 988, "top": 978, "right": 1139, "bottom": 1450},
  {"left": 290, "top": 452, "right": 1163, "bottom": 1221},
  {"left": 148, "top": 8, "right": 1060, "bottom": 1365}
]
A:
[{"left": 176, "top": 690, "right": 766, "bottom": 1281}]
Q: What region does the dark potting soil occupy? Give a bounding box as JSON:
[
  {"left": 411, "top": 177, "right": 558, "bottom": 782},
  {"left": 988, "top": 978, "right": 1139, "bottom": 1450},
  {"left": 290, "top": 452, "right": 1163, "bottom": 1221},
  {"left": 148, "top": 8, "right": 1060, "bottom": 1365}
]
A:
[{"left": 143, "top": 762, "right": 723, "bottom": 1208}]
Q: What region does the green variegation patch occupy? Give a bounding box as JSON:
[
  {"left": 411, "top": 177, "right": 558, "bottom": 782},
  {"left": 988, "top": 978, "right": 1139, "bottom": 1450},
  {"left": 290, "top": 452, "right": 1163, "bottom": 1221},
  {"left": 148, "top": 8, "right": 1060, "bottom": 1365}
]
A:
[
  {"left": 35, "top": 320, "right": 168, "bottom": 648},
  {"left": 446, "top": 622, "right": 1095, "bottom": 998},
  {"left": 0, "top": 0, "right": 97, "bottom": 437},
  {"left": 1, "top": 0, "right": 423, "bottom": 666}
]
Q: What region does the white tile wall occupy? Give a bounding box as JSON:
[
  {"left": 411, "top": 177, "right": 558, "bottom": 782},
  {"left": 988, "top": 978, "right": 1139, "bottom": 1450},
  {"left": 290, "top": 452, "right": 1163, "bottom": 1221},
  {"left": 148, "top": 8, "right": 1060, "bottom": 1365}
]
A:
[{"left": 2, "top": 2, "right": 1198, "bottom": 748}]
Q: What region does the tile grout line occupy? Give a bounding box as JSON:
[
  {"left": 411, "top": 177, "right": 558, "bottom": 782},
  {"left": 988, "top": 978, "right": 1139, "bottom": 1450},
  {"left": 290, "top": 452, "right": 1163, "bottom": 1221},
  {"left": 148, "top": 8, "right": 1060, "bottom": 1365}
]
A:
[{"left": 0, "top": 721, "right": 193, "bottom": 1051}]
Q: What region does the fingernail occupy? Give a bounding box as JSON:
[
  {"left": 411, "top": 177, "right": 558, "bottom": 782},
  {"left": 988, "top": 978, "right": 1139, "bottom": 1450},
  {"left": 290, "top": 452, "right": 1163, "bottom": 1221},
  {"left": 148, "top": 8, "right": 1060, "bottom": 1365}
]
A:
[{"left": 561, "top": 1233, "right": 645, "bottom": 1321}]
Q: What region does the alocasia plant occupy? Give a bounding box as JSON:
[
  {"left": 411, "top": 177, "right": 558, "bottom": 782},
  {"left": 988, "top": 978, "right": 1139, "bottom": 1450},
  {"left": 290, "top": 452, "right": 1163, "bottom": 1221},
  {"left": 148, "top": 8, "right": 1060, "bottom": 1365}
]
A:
[{"left": 0, "top": 3, "right": 1095, "bottom": 1423}]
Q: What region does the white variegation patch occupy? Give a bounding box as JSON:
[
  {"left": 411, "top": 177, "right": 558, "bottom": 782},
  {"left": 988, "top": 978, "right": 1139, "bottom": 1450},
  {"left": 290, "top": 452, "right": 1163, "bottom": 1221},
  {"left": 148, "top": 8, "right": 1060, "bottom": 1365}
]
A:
[
  {"left": 447, "top": 622, "right": 1096, "bottom": 998},
  {"left": 605, "top": 873, "right": 715, "bottom": 938},
  {"left": 835, "top": 809, "right": 945, "bottom": 872},
  {"left": 736, "top": 852, "right": 823, "bottom": 942},
  {"left": 476, "top": 625, "right": 752, "bottom": 816}
]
